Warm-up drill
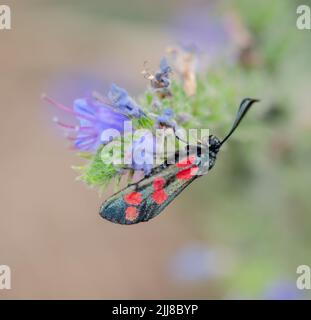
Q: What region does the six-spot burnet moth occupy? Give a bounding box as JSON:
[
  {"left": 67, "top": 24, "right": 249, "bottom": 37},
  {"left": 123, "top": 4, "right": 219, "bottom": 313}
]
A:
[{"left": 100, "top": 98, "right": 259, "bottom": 225}]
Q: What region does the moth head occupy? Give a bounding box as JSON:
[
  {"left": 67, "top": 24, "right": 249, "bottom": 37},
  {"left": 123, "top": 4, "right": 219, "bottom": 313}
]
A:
[
  {"left": 200, "top": 135, "right": 220, "bottom": 154},
  {"left": 208, "top": 135, "right": 221, "bottom": 154}
]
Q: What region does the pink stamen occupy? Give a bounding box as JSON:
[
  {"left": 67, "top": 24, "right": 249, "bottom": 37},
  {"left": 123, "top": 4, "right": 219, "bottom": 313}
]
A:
[
  {"left": 67, "top": 134, "right": 97, "bottom": 141},
  {"left": 54, "top": 118, "right": 96, "bottom": 133},
  {"left": 53, "top": 117, "right": 77, "bottom": 130},
  {"left": 42, "top": 94, "right": 96, "bottom": 122}
]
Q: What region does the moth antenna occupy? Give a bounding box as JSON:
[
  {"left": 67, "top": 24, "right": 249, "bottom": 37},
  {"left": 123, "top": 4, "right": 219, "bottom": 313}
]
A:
[{"left": 220, "top": 98, "right": 259, "bottom": 146}]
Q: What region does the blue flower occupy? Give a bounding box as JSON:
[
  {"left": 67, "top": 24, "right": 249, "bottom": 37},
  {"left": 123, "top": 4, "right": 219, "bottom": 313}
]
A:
[
  {"left": 157, "top": 108, "right": 176, "bottom": 128},
  {"left": 168, "top": 243, "right": 219, "bottom": 282},
  {"left": 108, "top": 83, "right": 145, "bottom": 118},
  {"left": 151, "top": 58, "right": 172, "bottom": 90},
  {"left": 43, "top": 94, "right": 130, "bottom": 152},
  {"left": 171, "top": 5, "right": 231, "bottom": 63}
]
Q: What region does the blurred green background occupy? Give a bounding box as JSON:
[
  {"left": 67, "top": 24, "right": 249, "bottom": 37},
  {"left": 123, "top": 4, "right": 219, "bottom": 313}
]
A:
[{"left": 0, "top": 0, "right": 311, "bottom": 299}]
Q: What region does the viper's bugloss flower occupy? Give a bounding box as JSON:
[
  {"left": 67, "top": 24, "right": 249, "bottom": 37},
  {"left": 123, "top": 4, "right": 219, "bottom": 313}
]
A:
[
  {"left": 153, "top": 58, "right": 171, "bottom": 88},
  {"left": 149, "top": 57, "right": 172, "bottom": 94},
  {"left": 43, "top": 94, "right": 130, "bottom": 151},
  {"left": 157, "top": 108, "right": 176, "bottom": 128},
  {"left": 108, "top": 83, "right": 146, "bottom": 118},
  {"left": 45, "top": 36, "right": 256, "bottom": 189}
]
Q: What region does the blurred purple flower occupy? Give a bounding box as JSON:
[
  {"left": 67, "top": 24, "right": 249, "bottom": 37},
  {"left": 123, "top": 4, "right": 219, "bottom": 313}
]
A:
[
  {"left": 176, "top": 112, "right": 192, "bottom": 124},
  {"left": 170, "top": 5, "right": 230, "bottom": 62},
  {"left": 168, "top": 243, "right": 220, "bottom": 282},
  {"left": 154, "top": 57, "right": 171, "bottom": 88},
  {"left": 146, "top": 57, "right": 172, "bottom": 97},
  {"left": 264, "top": 280, "right": 303, "bottom": 300},
  {"left": 170, "top": 5, "right": 260, "bottom": 67},
  {"left": 108, "top": 83, "right": 146, "bottom": 118},
  {"left": 43, "top": 94, "right": 130, "bottom": 152}
]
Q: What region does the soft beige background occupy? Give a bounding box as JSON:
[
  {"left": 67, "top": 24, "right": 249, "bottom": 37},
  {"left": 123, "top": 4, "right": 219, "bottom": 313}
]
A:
[{"left": 2, "top": 0, "right": 310, "bottom": 300}]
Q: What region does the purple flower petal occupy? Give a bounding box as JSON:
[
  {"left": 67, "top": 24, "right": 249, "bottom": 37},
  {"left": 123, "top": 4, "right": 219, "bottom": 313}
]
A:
[
  {"left": 44, "top": 94, "right": 130, "bottom": 152},
  {"left": 108, "top": 83, "right": 145, "bottom": 118}
]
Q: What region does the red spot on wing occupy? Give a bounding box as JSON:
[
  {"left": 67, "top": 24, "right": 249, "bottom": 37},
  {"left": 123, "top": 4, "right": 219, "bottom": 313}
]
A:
[
  {"left": 124, "top": 192, "right": 142, "bottom": 205},
  {"left": 125, "top": 206, "right": 139, "bottom": 221},
  {"left": 176, "top": 155, "right": 196, "bottom": 168},
  {"left": 152, "top": 176, "right": 168, "bottom": 204},
  {"left": 152, "top": 189, "right": 168, "bottom": 205},
  {"left": 153, "top": 177, "right": 166, "bottom": 190},
  {"left": 176, "top": 166, "right": 199, "bottom": 180}
]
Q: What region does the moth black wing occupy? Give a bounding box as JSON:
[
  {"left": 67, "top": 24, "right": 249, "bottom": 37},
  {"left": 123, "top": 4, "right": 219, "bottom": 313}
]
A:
[{"left": 99, "top": 153, "right": 200, "bottom": 225}]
